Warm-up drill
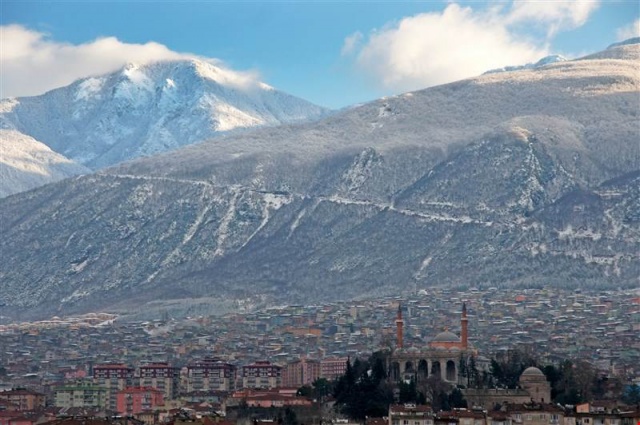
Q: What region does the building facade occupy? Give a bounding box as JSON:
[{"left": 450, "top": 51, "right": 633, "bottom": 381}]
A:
[
  {"left": 389, "top": 404, "right": 434, "bottom": 425},
  {"left": 463, "top": 367, "right": 552, "bottom": 410},
  {"left": 0, "top": 389, "right": 45, "bottom": 411},
  {"left": 241, "top": 361, "right": 281, "bottom": 389},
  {"left": 53, "top": 385, "right": 107, "bottom": 409},
  {"left": 92, "top": 363, "right": 135, "bottom": 411},
  {"left": 186, "top": 358, "right": 237, "bottom": 392},
  {"left": 115, "top": 387, "right": 164, "bottom": 416},
  {"left": 389, "top": 303, "right": 474, "bottom": 384},
  {"left": 320, "top": 357, "right": 348, "bottom": 381},
  {"left": 138, "top": 363, "right": 180, "bottom": 401},
  {"left": 281, "top": 358, "right": 321, "bottom": 388}
]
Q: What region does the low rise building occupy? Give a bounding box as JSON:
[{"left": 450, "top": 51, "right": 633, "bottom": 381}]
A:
[{"left": 389, "top": 404, "right": 434, "bottom": 425}]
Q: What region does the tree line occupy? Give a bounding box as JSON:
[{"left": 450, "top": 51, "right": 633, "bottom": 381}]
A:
[{"left": 315, "top": 348, "right": 639, "bottom": 420}]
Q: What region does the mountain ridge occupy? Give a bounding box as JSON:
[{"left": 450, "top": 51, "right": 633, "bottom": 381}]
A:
[{"left": 0, "top": 43, "right": 638, "bottom": 321}]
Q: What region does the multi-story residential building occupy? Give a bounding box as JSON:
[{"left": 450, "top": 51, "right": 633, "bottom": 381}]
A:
[
  {"left": 92, "top": 364, "right": 135, "bottom": 411},
  {"left": 0, "top": 389, "right": 45, "bottom": 411},
  {"left": 241, "top": 361, "right": 281, "bottom": 389},
  {"left": 138, "top": 363, "right": 180, "bottom": 401},
  {"left": 389, "top": 404, "right": 434, "bottom": 425},
  {"left": 281, "top": 358, "right": 321, "bottom": 388},
  {"left": 186, "top": 358, "right": 236, "bottom": 392},
  {"left": 115, "top": 387, "right": 164, "bottom": 416},
  {"left": 320, "top": 357, "right": 348, "bottom": 381},
  {"left": 54, "top": 384, "right": 107, "bottom": 409}
]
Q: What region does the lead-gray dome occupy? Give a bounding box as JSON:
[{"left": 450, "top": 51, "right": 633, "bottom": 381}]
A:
[
  {"left": 432, "top": 331, "right": 460, "bottom": 342},
  {"left": 521, "top": 367, "right": 545, "bottom": 377}
]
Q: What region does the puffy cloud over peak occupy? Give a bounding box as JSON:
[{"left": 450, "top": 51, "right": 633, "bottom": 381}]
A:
[
  {"left": 0, "top": 25, "right": 261, "bottom": 99},
  {"left": 350, "top": 4, "right": 546, "bottom": 93}
]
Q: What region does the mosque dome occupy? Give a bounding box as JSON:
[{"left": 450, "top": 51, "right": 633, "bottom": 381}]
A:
[
  {"left": 432, "top": 331, "right": 460, "bottom": 343},
  {"left": 521, "top": 367, "right": 545, "bottom": 379}
]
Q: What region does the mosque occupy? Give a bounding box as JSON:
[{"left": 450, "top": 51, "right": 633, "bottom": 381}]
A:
[
  {"left": 388, "top": 302, "right": 474, "bottom": 384},
  {"left": 387, "top": 301, "right": 552, "bottom": 408}
]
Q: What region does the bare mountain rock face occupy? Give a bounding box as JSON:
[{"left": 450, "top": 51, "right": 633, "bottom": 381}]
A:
[{"left": 1, "top": 43, "right": 638, "bottom": 320}]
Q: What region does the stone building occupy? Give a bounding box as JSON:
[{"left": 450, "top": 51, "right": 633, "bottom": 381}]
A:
[{"left": 463, "top": 367, "right": 552, "bottom": 410}]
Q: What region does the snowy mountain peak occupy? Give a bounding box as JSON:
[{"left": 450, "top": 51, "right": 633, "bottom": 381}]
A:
[
  {"left": 0, "top": 58, "right": 330, "bottom": 186},
  {"left": 607, "top": 37, "right": 640, "bottom": 49},
  {"left": 484, "top": 54, "right": 567, "bottom": 75}
]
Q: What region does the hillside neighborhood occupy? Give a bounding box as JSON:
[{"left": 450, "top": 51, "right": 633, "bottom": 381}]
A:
[{"left": 1, "top": 287, "right": 638, "bottom": 423}]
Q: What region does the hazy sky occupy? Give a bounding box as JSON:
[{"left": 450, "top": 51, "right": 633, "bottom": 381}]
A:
[{"left": 2, "top": 1, "right": 639, "bottom": 108}]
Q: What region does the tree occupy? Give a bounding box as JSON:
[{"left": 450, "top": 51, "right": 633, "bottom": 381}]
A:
[
  {"left": 468, "top": 355, "right": 480, "bottom": 388},
  {"left": 490, "top": 349, "right": 536, "bottom": 389},
  {"left": 297, "top": 385, "right": 313, "bottom": 398},
  {"left": 449, "top": 388, "right": 468, "bottom": 409},
  {"left": 283, "top": 407, "right": 298, "bottom": 425},
  {"left": 333, "top": 352, "right": 394, "bottom": 420},
  {"left": 622, "top": 384, "right": 640, "bottom": 405},
  {"left": 399, "top": 379, "right": 418, "bottom": 403},
  {"left": 312, "top": 378, "right": 332, "bottom": 401},
  {"left": 417, "top": 374, "right": 452, "bottom": 411},
  {"left": 459, "top": 354, "right": 468, "bottom": 385}
]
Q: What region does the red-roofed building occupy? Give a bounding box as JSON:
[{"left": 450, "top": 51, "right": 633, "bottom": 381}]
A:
[
  {"left": 230, "top": 389, "right": 312, "bottom": 408},
  {"left": 389, "top": 404, "right": 434, "bottom": 425}
]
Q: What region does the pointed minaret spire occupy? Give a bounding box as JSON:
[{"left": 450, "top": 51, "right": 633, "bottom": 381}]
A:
[
  {"left": 396, "top": 303, "right": 404, "bottom": 349},
  {"left": 461, "top": 302, "right": 468, "bottom": 349}
]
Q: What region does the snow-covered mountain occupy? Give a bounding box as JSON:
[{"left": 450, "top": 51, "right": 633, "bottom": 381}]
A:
[
  {"left": 0, "top": 129, "right": 89, "bottom": 198},
  {"left": 0, "top": 59, "right": 329, "bottom": 196},
  {"left": 1, "top": 41, "right": 638, "bottom": 321},
  {"left": 484, "top": 54, "right": 568, "bottom": 74}
]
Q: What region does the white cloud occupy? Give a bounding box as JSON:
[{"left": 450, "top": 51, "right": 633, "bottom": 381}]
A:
[
  {"left": 341, "top": 31, "right": 363, "bottom": 56},
  {"left": 616, "top": 19, "right": 640, "bottom": 41},
  {"left": 347, "top": 1, "right": 600, "bottom": 93},
  {"left": 507, "top": 0, "right": 600, "bottom": 38},
  {"left": 352, "top": 4, "right": 546, "bottom": 93},
  {"left": 0, "top": 25, "right": 260, "bottom": 98}
]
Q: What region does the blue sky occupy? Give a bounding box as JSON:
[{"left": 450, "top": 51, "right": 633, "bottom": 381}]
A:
[{"left": 2, "top": 1, "right": 639, "bottom": 108}]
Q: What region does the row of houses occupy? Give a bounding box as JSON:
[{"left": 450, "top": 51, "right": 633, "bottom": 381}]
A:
[
  {"left": 0, "top": 357, "right": 348, "bottom": 418},
  {"left": 384, "top": 403, "right": 640, "bottom": 425}
]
